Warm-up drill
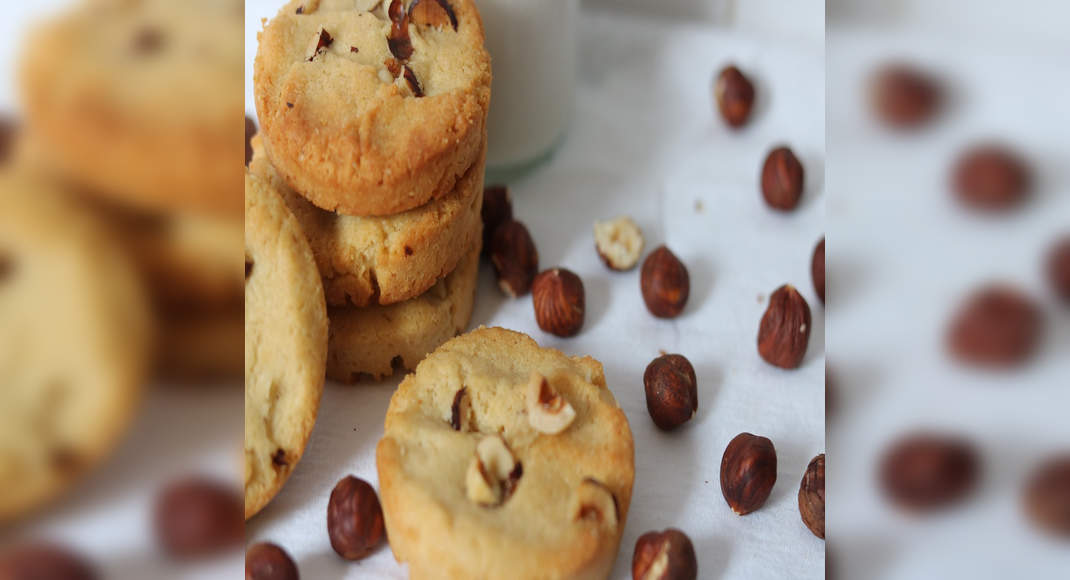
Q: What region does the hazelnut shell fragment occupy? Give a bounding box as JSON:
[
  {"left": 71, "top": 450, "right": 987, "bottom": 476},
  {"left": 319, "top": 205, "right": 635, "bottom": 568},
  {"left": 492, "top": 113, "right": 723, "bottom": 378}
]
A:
[
  {"left": 640, "top": 246, "right": 690, "bottom": 318},
  {"left": 757, "top": 285, "right": 812, "bottom": 369},
  {"left": 720, "top": 432, "right": 777, "bottom": 515},
  {"left": 532, "top": 268, "right": 585, "bottom": 337}
]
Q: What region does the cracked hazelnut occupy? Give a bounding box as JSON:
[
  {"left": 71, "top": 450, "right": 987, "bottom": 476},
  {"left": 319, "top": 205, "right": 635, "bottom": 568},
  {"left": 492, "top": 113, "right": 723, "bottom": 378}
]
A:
[
  {"left": 401, "top": 65, "right": 424, "bottom": 97},
  {"left": 525, "top": 373, "right": 576, "bottom": 434},
  {"left": 387, "top": 0, "right": 413, "bottom": 60},
  {"left": 327, "top": 475, "right": 385, "bottom": 560},
  {"left": 870, "top": 64, "right": 941, "bottom": 129},
  {"left": 409, "top": 0, "right": 457, "bottom": 30},
  {"left": 879, "top": 433, "right": 979, "bottom": 512},
  {"left": 481, "top": 185, "right": 513, "bottom": 252},
  {"left": 153, "top": 477, "right": 243, "bottom": 558},
  {"left": 450, "top": 387, "right": 473, "bottom": 431},
  {"left": 632, "top": 528, "right": 698, "bottom": 580},
  {"left": 714, "top": 65, "right": 755, "bottom": 129},
  {"left": 306, "top": 28, "right": 333, "bottom": 62},
  {"left": 812, "top": 237, "right": 825, "bottom": 305},
  {"left": 490, "top": 220, "right": 538, "bottom": 297},
  {"left": 951, "top": 144, "right": 1031, "bottom": 211},
  {"left": 761, "top": 146, "right": 805, "bottom": 211},
  {"left": 0, "top": 543, "right": 96, "bottom": 580},
  {"left": 532, "top": 268, "right": 585, "bottom": 337},
  {"left": 1047, "top": 236, "right": 1070, "bottom": 304},
  {"left": 466, "top": 435, "right": 521, "bottom": 506},
  {"left": 799, "top": 454, "right": 825, "bottom": 539},
  {"left": 757, "top": 285, "right": 812, "bottom": 369},
  {"left": 572, "top": 478, "right": 619, "bottom": 528},
  {"left": 1023, "top": 455, "right": 1070, "bottom": 538},
  {"left": 594, "top": 216, "right": 644, "bottom": 271},
  {"left": 720, "top": 433, "right": 777, "bottom": 515},
  {"left": 640, "top": 246, "right": 690, "bottom": 318},
  {"left": 643, "top": 354, "right": 697, "bottom": 431},
  {"left": 246, "top": 542, "right": 299, "bottom": 580},
  {"left": 947, "top": 284, "right": 1042, "bottom": 368}
]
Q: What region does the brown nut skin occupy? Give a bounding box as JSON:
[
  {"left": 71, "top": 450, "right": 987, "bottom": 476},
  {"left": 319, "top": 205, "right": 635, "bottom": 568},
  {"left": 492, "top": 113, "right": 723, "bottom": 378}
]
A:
[
  {"left": 481, "top": 185, "right": 513, "bottom": 252},
  {"left": 632, "top": 528, "right": 698, "bottom": 580},
  {"left": 0, "top": 543, "right": 97, "bottom": 580},
  {"left": 760, "top": 146, "right": 805, "bottom": 211},
  {"left": 879, "top": 433, "right": 979, "bottom": 512},
  {"left": 640, "top": 246, "right": 690, "bottom": 318},
  {"left": 643, "top": 354, "right": 698, "bottom": 431},
  {"left": 246, "top": 542, "right": 299, "bottom": 580},
  {"left": 1023, "top": 454, "right": 1070, "bottom": 538},
  {"left": 757, "top": 285, "right": 812, "bottom": 369},
  {"left": 799, "top": 453, "right": 826, "bottom": 539},
  {"left": 1046, "top": 235, "right": 1070, "bottom": 304},
  {"left": 531, "top": 268, "right": 585, "bottom": 337},
  {"left": 153, "top": 477, "right": 244, "bottom": 558},
  {"left": 870, "top": 64, "right": 941, "bottom": 129},
  {"left": 951, "top": 144, "right": 1031, "bottom": 211},
  {"left": 327, "top": 476, "right": 385, "bottom": 561},
  {"left": 714, "top": 65, "right": 755, "bottom": 129},
  {"left": 245, "top": 115, "right": 257, "bottom": 167},
  {"left": 947, "top": 284, "right": 1042, "bottom": 368},
  {"left": 720, "top": 432, "right": 778, "bottom": 515},
  {"left": 490, "top": 220, "right": 538, "bottom": 298},
  {"left": 812, "top": 237, "right": 825, "bottom": 305}
]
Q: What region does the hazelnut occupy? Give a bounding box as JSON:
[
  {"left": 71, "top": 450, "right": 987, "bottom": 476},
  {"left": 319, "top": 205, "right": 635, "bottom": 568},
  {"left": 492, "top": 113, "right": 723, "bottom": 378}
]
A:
[
  {"left": 720, "top": 432, "right": 777, "bottom": 515},
  {"left": 643, "top": 354, "right": 697, "bottom": 431},
  {"left": 632, "top": 528, "right": 698, "bottom": 580},
  {"left": 387, "top": 0, "right": 413, "bottom": 60},
  {"left": 879, "top": 432, "right": 979, "bottom": 512},
  {"left": 245, "top": 542, "right": 299, "bottom": 580},
  {"left": 798, "top": 454, "right": 826, "bottom": 539},
  {"left": 572, "top": 478, "right": 619, "bottom": 529},
  {"left": 481, "top": 185, "right": 513, "bottom": 253},
  {"left": 400, "top": 65, "right": 424, "bottom": 97},
  {"left": 532, "top": 268, "right": 585, "bottom": 337},
  {"left": 640, "top": 246, "right": 690, "bottom": 318},
  {"left": 525, "top": 373, "right": 576, "bottom": 435},
  {"left": 594, "top": 216, "right": 645, "bottom": 271},
  {"left": 951, "top": 144, "right": 1031, "bottom": 211},
  {"left": 714, "top": 65, "right": 755, "bottom": 129},
  {"left": 153, "top": 477, "right": 243, "bottom": 558},
  {"left": 757, "top": 285, "right": 812, "bottom": 369},
  {"left": 0, "top": 543, "right": 96, "bottom": 580},
  {"left": 306, "top": 28, "right": 333, "bottom": 62},
  {"left": 1046, "top": 235, "right": 1070, "bottom": 304},
  {"left": 327, "top": 475, "right": 385, "bottom": 560},
  {"left": 812, "top": 237, "right": 825, "bottom": 305},
  {"left": 869, "top": 63, "right": 941, "bottom": 129},
  {"left": 1023, "top": 455, "right": 1070, "bottom": 538},
  {"left": 760, "top": 146, "right": 805, "bottom": 211},
  {"left": 466, "top": 435, "right": 522, "bottom": 506},
  {"left": 490, "top": 220, "right": 538, "bottom": 297},
  {"left": 947, "top": 284, "right": 1042, "bottom": 368},
  {"left": 408, "top": 0, "right": 457, "bottom": 30},
  {"left": 450, "top": 387, "right": 474, "bottom": 432}
]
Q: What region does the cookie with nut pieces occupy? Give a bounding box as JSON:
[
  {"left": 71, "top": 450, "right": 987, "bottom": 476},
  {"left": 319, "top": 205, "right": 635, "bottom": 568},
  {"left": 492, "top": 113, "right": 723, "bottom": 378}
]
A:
[
  {"left": 254, "top": 0, "right": 491, "bottom": 216},
  {"left": 376, "top": 327, "right": 635, "bottom": 579}
]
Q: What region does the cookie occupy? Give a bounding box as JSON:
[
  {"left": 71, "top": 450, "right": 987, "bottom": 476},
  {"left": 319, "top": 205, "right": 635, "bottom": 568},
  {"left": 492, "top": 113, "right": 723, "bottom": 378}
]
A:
[
  {"left": 376, "top": 327, "right": 635, "bottom": 579},
  {"left": 327, "top": 240, "right": 479, "bottom": 382},
  {"left": 244, "top": 171, "right": 328, "bottom": 519},
  {"left": 158, "top": 304, "right": 243, "bottom": 380},
  {"left": 0, "top": 169, "right": 152, "bottom": 522},
  {"left": 19, "top": 0, "right": 244, "bottom": 217},
  {"left": 254, "top": 0, "right": 491, "bottom": 216},
  {"left": 249, "top": 134, "right": 483, "bottom": 307}
]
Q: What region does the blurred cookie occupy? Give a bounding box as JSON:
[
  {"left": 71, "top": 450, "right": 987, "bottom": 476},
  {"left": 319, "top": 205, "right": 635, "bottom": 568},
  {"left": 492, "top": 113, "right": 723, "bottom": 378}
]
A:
[
  {"left": 0, "top": 169, "right": 152, "bottom": 522},
  {"left": 376, "top": 327, "right": 635, "bottom": 578},
  {"left": 244, "top": 171, "right": 328, "bottom": 519},
  {"left": 20, "top": 0, "right": 243, "bottom": 217},
  {"left": 249, "top": 134, "right": 483, "bottom": 307},
  {"left": 327, "top": 240, "right": 479, "bottom": 382},
  {"left": 254, "top": 0, "right": 490, "bottom": 216}
]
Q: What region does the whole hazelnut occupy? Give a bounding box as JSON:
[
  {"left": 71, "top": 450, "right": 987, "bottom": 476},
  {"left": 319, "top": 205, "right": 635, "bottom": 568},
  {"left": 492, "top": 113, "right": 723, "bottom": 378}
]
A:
[
  {"left": 1046, "top": 235, "right": 1070, "bottom": 304},
  {"left": 531, "top": 268, "right": 585, "bottom": 337},
  {"left": 798, "top": 454, "right": 825, "bottom": 539},
  {"left": 870, "top": 63, "right": 941, "bottom": 129},
  {"left": 951, "top": 144, "right": 1031, "bottom": 211},
  {"left": 879, "top": 432, "right": 979, "bottom": 512},
  {"left": 643, "top": 354, "right": 698, "bottom": 431},
  {"left": 0, "top": 543, "right": 96, "bottom": 580},
  {"left": 327, "top": 475, "right": 385, "bottom": 560},
  {"left": 714, "top": 65, "right": 755, "bottom": 129},
  {"left": 947, "top": 284, "right": 1042, "bottom": 368},
  {"left": 1022, "top": 455, "right": 1070, "bottom": 538},
  {"left": 594, "top": 216, "right": 644, "bottom": 271},
  {"left": 760, "top": 146, "right": 805, "bottom": 211},
  {"left": 720, "top": 432, "right": 777, "bottom": 515},
  {"left": 245, "top": 542, "right": 299, "bottom": 580},
  {"left": 153, "top": 476, "right": 243, "bottom": 558},
  {"left": 481, "top": 185, "right": 512, "bottom": 252},
  {"left": 757, "top": 285, "right": 812, "bottom": 369},
  {"left": 490, "top": 220, "right": 538, "bottom": 297},
  {"left": 632, "top": 528, "right": 698, "bottom": 580},
  {"left": 812, "top": 237, "right": 825, "bottom": 305},
  {"left": 640, "top": 246, "right": 690, "bottom": 318}
]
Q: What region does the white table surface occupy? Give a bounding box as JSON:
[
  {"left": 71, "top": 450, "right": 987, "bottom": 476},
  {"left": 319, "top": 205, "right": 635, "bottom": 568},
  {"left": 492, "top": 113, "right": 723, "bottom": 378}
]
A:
[{"left": 246, "top": 4, "right": 826, "bottom": 579}]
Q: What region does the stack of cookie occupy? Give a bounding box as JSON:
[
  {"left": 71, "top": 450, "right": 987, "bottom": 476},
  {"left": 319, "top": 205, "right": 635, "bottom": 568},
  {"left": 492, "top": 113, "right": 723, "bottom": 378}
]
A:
[{"left": 251, "top": 0, "right": 491, "bottom": 382}]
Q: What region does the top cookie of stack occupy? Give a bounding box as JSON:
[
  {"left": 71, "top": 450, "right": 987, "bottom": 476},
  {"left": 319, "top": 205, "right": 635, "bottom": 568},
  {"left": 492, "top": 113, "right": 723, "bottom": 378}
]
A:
[{"left": 254, "top": 0, "right": 491, "bottom": 217}]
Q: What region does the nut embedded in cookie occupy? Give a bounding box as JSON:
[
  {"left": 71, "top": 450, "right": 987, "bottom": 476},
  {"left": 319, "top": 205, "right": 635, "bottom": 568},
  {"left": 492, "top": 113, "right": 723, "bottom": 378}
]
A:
[
  {"left": 465, "top": 435, "right": 522, "bottom": 507},
  {"left": 525, "top": 373, "right": 576, "bottom": 435}
]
